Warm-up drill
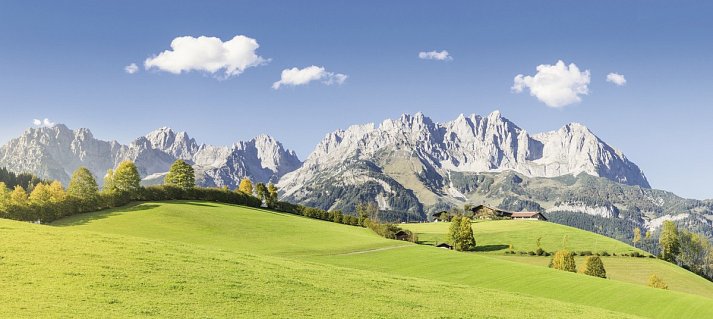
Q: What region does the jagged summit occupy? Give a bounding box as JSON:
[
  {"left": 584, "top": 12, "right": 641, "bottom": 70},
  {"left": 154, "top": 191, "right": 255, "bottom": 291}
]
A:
[
  {"left": 0, "top": 125, "right": 301, "bottom": 188},
  {"left": 279, "top": 111, "right": 650, "bottom": 213}
]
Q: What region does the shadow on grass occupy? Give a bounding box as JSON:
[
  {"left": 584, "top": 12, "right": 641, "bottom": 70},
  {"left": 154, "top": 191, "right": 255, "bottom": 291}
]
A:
[
  {"left": 180, "top": 202, "right": 219, "bottom": 208},
  {"left": 474, "top": 244, "right": 510, "bottom": 252},
  {"left": 51, "top": 203, "right": 160, "bottom": 227}
]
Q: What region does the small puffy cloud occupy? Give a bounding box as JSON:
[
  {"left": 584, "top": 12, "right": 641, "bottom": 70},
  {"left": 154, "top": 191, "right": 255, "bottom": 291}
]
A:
[
  {"left": 124, "top": 63, "right": 139, "bottom": 74},
  {"left": 33, "top": 118, "right": 56, "bottom": 127},
  {"left": 144, "top": 35, "right": 268, "bottom": 78},
  {"left": 418, "top": 50, "right": 452, "bottom": 61},
  {"left": 272, "top": 66, "right": 347, "bottom": 89},
  {"left": 512, "top": 60, "right": 591, "bottom": 108},
  {"left": 606, "top": 72, "right": 627, "bottom": 86}
]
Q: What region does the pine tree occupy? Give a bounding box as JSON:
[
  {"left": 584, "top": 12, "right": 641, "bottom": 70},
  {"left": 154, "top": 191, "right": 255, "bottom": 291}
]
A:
[
  {"left": 112, "top": 161, "right": 141, "bottom": 196},
  {"left": 164, "top": 160, "right": 195, "bottom": 189},
  {"left": 550, "top": 250, "right": 576, "bottom": 272},
  {"left": 238, "top": 177, "right": 253, "bottom": 195},
  {"left": 67, "top": 167, "right": 99, "bottom": 211},
  {"left": 580, "top": 256, "right": 607, "bottom": 278},
  {"left": 659, "top": 220, "right": 680, "bottom": 263}
]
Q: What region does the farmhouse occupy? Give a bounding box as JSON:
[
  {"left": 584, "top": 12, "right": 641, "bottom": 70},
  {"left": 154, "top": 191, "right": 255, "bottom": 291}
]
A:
[
  {"left": 510, "top": 212, "right": 547, "bottom": 221},
  {"left": 471, "top": 205, "right": 513, "bottom": 219},
  {"left": 471, "top": 205, "right": 547, "bottom": 221},
  {"left": 436, "top": 243, "right": 453, "bottom": 250}
]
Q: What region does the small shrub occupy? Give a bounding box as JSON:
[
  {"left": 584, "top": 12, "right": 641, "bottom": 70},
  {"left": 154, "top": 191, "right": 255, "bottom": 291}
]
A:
[
  {"left": 550, "top": 250, "right": 576, "bottom": 272},
  {"left": 519, "top": 251, "right": 527, "bottom": 255},
  {"left": 528, "top": 251, "right": 536, "bottom": 256},
  {"left": 536, "top": 248, "right": 545, "bottom": 256},
  {"left": 600, "top": 251, "right": 610, "bottom": 257},
  {"left": 543, "top": 252, "right": 551, "bottom": 257},
  {"left": 648, "top": 255, "right": 656, "bottom": 258},
  {"left": 648, "top": 274, "right": 668, "bottom": 290}
]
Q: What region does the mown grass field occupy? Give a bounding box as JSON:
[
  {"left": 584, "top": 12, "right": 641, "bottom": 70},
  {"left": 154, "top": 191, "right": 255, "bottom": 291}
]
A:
[
  {"left": 0, "top": 201, "right": 711, "bottom": 318},
  {"left": 403, "top": 219, "right": 647, "bottom": 254},
  {"left": 403, "top": 219, "right": 713, "bottom": 298}
]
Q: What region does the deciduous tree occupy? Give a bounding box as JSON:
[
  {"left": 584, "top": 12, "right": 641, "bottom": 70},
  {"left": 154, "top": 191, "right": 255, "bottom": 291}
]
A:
[
  {"left": 67, "top": 167, "right": 99, "bottom": 211},
  {"left": 659, "top": 220, "right": 680, "bottom": 263},
  {"left": 550, "top": 250, "right": 576, "bottom": 272},
  {"left": 113, "top": 161, "right": 141, "bottom": 196},
  {"left": 238, "top": 177, "right": 253, "bottom": 195},
  {"left": 164, "top": 160, "right": 195, "bottom": 189},
  {"left": 633, "top": 227, "right": 641, "bottom": 248},
  {"left": 648, "top": 274, "right": 668, "bottom": 289},
  {"left": 266, "top": 183, "right": 279, "bottom": 208}
]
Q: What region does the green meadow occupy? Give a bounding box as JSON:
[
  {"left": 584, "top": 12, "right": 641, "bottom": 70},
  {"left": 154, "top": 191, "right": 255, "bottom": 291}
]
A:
[{"left": 0, "top": 201, "right": 711, "bottom": 318}]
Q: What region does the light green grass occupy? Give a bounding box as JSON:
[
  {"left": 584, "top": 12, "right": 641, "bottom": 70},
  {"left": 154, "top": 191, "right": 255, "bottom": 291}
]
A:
[
  {"left": 15, "top": 201, "right": 709, "bottom": 318},
  {"left": 403, "top": 220, "right": 647, "bottom": 254},
  {"left": 493, "top": 255, "right": 713, "bottom": 299},
  {"left": 2, "top": 218, "right": 622, "bottom": 318}
]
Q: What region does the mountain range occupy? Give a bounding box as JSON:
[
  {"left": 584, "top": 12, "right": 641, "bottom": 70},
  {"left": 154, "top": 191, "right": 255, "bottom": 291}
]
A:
[{"left": 2, "top": 111, "right": 710, "bottom": 241}]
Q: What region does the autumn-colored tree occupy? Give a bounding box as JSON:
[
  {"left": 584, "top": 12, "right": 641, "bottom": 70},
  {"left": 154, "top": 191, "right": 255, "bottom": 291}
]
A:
[
  {"left": 238, "top": 177, "right": 253, "bottom": 195},
  {"left": 580, "top": 256, "right": 607, "bottom": 278},
  {"left": 164, "top": 160, "right": 195, "bottom": 189},
  {"left": 648, "top": 274, "right": 668, "bottom": 290},
  {"left": 550, "top": 250, "right": 576, "bottom": 272},
  {"left": 632, "top": 227, "right": 642, "bottom": 248}
]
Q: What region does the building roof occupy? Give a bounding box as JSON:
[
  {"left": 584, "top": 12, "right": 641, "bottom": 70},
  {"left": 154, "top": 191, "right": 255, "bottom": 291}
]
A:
[{"left": 511, "top": 212, "right": 547, "bottom": 220}]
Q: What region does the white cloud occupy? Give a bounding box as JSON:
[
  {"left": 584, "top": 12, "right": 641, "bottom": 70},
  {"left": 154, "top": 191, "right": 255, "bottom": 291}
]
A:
[
  {"left": 418, "top": 50, "right": 452, "bottom": 61},
  {"left": 606, "top": 72, "right": 627, "bottom": 86},
  {"left": 33, "top": 118, "right": 55, "bottom": 127},
  {"left": 272, "top": 66, "right": 347, "bottom": 89},
  {"left": 124, "top": 63, "right": 139, "bottom": 74},
  {"left": 144, "top": 35, "right": 268, "bottom": 78},
  {"left": 512, "top": 60, "right": 591, "bottom": 108}
]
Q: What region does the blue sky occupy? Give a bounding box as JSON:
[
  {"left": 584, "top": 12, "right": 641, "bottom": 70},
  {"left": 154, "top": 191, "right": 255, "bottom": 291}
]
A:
[{"left": 1, "top": 1, "right": 712, "bottom": 199}]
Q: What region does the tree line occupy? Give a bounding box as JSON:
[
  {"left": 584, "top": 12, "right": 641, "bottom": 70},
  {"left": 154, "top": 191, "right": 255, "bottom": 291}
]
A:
[{"left": 0, "top": 161, "right": 416, "bottom": 243}]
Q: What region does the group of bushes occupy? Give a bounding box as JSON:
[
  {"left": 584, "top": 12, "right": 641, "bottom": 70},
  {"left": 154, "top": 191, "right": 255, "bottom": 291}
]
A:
[
  {"left": 0, "top": 160, "right": 418, "bottom": 244},
  {"left": 504, "top": 249, "right": 655, "bottom": 258},
  {"left": 549, "top": 249, "right": 607, "bottom": 279},
  {"left": 273, "top": 200, "right": 417, "bottom": 242}
]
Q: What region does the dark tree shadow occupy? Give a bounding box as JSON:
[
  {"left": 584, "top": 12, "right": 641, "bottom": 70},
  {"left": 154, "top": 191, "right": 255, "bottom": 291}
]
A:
[
  {"left": 51, "top": 203, "right": 160, "bottom": 227},
  {"left": 474, "top": 244, "right": 510, "bottom": 252}
]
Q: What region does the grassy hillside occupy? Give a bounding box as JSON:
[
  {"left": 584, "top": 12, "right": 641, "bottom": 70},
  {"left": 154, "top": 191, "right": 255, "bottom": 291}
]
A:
[
  {"left": 0, "top": 200, "right": 707, "bottom": 318},
  {"left": 3, "top": 218, "right": 611, "bottom": 318},
  {"left": 403, "top": 220, "right": 713, "bottom": 298},
  {"left": 403, "top": 220, "right": 646, "bottom": 254}
]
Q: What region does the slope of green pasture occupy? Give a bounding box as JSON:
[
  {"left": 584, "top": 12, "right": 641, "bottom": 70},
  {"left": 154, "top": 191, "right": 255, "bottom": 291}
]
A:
[
  {"left": 403, "top": 220, "right": 646, "bottom": 254},
  {"left": 53, "top": 201, "right": 399, "bottom": 256},
  {"left": 50, "top": 201, "right": 713, "bottom": 318},
  {"left": 313, "top": 246, "right": 713, "bottom": 319},
  {"left": 0, "top": 218, "right": 633, "bottom": 319},
  {"left": 493, "top": 255, "right": 713, "bottom": 299}
]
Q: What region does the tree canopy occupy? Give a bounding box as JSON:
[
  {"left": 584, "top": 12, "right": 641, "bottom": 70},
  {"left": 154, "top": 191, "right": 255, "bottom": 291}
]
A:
[
  {"left": 550, "top": 250, "right": 576, "bottom": 272},
  {"left": 238, "top": 177, "right": 253, "bottom": 195},
  {"left": 659, "top": 220, "right": 680, "bottom": 263},
  {"left": 580, "top": 256, "right": 607, "bottom": 278},
  {"left": 67, "top": 167, "right": 99, "bottom": 211},
  {"left": 448, "top": 215, "right": 476, "bottom": 251},
  {"left": 164, "top": 160, "right": 195, "bottom": 189},
  {"left": 112, "top": 161, "right": 141, "bottom": 195}
]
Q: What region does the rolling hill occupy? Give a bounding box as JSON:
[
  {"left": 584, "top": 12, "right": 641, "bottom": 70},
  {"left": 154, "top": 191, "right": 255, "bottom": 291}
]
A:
[{"left": 30, "top": 201, "right": 713, "bottom": 318}]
